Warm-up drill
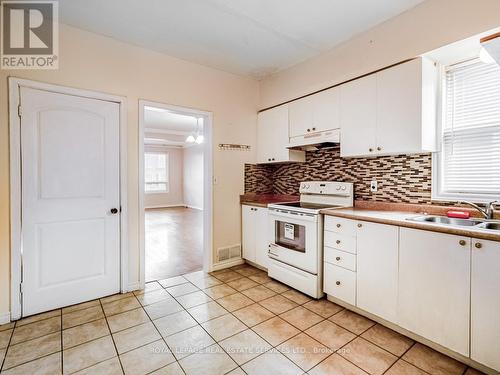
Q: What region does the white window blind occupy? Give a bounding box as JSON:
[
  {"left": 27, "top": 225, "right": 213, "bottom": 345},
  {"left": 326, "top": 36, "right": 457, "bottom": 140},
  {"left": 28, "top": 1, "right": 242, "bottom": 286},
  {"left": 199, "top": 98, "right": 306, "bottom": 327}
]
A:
[
  {"left": 145, "top": 152, "right": 169, "bottom": 193},
  {"left": 438, "top": 60, "right": 500, "bottom": 199}
]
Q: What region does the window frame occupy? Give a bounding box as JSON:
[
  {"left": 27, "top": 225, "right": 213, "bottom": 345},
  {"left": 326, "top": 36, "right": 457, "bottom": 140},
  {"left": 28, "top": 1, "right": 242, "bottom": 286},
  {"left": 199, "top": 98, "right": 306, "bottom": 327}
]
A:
[
  {"left": 144, "top": 151, "right": 169, "bottom": 194},
  {"left": 432, "top": 59, "right": 500, "bottom": 203}
]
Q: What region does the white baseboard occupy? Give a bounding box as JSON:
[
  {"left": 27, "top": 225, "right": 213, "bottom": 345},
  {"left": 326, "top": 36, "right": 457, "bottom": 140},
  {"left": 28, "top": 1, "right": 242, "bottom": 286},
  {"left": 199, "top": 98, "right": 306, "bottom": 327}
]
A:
[
  {"left": 145, "top": 203, "right": 185, "bottom": 209},
  {"left": 126, "top": 282, "right": 141, "bottom": 292},
  {"left": 0, "top": 311, "right": 11, "bottom": 324},
  {"left": 185, "top": 205, "right": 203, "bottom": 210},
  {"left": 212, "top": 258, "right": 244, "bottom": 271}
]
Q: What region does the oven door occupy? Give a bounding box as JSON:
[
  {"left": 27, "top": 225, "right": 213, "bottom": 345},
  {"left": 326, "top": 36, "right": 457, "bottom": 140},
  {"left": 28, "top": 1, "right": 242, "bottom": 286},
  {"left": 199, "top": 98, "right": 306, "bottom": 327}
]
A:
[{"left": 268, "top": 208, "right": 319, "bottom": 274}]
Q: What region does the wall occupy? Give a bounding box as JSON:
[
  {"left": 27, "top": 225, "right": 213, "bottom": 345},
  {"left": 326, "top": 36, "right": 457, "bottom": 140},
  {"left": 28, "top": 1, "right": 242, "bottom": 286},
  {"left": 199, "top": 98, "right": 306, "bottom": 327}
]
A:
[
  {"left": 0, "top": 24, "right": 259, "bottom": 317},
  {"left": 183, "top": 144, "right": 204, "bottom": 210},
  {"left": 259, "top": 0, "right": 500, "bottom": 108},
  {"left": 144, "top": 146, "right": 184, "bottom": 208}
]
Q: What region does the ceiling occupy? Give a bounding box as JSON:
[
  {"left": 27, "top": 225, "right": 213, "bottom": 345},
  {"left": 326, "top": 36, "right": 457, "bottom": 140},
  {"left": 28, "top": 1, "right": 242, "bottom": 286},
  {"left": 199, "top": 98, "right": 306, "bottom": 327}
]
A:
[{"left": 59, "top": 0, "right": 424, "bottom": 78}]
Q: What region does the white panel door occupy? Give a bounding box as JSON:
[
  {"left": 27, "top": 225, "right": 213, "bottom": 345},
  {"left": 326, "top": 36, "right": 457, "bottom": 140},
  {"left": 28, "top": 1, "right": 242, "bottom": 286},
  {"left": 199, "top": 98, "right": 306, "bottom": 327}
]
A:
[
  {"left": 254, "top": 207, "right": 269, "bottom": 268},
  {"left": 398, "top": 228, "right": 470, "bottom": 356},
  {"left": 21, "top": 87, "right": 121, "bottom": 316},
  {"left": 241, "top": 205, "right": 256, "bottom": 262},
  {"left": 356, "top": 221, "right": 399, "bottom": 322},
  {"left": 471, "top": 239, "right": 500, "bottom": 371}
]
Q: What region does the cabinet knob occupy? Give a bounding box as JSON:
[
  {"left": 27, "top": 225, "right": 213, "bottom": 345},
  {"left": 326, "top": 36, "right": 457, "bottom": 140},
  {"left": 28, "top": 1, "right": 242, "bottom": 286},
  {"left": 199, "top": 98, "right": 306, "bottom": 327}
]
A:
[
  {"left": 335, "top": 281, "right": 341, "bottom": 286},
  {"left": 459, "top": 240, "right": 467, "bottom": 246},
  {"left": 475, "top": 242, "right": 483, "bottom": 249},
  {"left": 307, "top": 128, "right": 310, "bottom": 132},
  {"left": 336, "top": 223, "right": 341, "bottom": 228},
  {"left": 336, "top": 240, "right": 341, "bottom": 245},
  {"left": 369, "top": 148, "right": 373, "bottom": 152},
  {"left": 335, "top": 256, "right": 341, "bottom": 261},
  {"left": 357, "top": 223, "right": 362, "bottom": 228},
  {"left": 312, "top": 127, "right": 316, "bottom": 131},
  {"left": 272, "top": 158, "right": 275, "bottom": 161},
  {"left": 377, "top": 147, "right": 382, "bottom": 151},
  {"left": 268, "top": 158, "right": 271, "bottom": 161}
]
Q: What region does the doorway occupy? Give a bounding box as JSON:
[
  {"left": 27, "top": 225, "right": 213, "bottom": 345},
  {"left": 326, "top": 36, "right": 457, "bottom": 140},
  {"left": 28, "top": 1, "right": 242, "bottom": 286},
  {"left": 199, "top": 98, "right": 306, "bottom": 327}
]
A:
[{"left": 139, "top": 101, "right": 213, "bottom": 284}]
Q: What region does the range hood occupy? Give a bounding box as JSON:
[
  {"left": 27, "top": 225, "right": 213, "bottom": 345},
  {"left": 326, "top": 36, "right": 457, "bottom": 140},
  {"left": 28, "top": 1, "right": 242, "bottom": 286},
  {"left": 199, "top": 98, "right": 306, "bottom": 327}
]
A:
[
  {"left": 481, "top": 32, "right": 500, "bottom": 66},
  {"left": 287, "top": 128, "right": 340, "bottom": 151}
]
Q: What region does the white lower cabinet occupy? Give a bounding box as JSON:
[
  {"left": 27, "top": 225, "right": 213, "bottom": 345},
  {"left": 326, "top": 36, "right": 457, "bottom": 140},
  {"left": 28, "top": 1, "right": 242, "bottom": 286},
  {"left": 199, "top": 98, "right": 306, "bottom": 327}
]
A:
[
  {"left": 324, "top": 262, "right": 356, "bottom": 305},
  {"left": 471, "top": 239, "right": 500, "bottom": 371},
  {"left": 241, "top": 204, "right": 268, "bottom": 269},
  {"left": 398, "top": 228, "right": 470, "bottom": 356}
]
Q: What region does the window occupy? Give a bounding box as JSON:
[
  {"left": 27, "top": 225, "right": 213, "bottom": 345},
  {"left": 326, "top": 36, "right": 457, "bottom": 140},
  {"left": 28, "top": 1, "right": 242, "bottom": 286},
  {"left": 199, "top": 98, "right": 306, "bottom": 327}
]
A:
[
  {"left": 433, "top": 59, "right": 500, "bottom": 202},
  {"left": 145, "top": 152, "right": 169, "bottom": 193}
]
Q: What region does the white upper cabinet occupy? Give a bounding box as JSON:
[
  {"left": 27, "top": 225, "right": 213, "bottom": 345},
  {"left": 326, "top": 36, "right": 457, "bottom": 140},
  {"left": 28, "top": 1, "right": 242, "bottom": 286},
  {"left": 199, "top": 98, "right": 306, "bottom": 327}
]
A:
[
  {"left": 341, "top": 57, "right": 437, "bottom": 157},
  {"left": 289, "top": 87, "right": 340, "bottom": 138},
  {"left": 257, "top": 105, "right": 305, "bottom": 164}
]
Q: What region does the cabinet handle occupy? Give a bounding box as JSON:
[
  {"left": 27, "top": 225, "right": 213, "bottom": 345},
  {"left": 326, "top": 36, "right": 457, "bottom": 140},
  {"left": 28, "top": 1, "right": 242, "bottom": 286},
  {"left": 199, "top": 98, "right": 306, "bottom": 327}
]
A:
[
  {"left": 377, "top": 147, "right": 382, "bottom": 151},
  {"left": 335, "top": 281, "right": 341, "bottom": 286},
  {"left": 369, "top": 148, "right": 373, "bottom": 152},
  {"left": 357, "top": 223, "right": 362, "bottom": 228},
  {"left": 335, "top": 256, "right": 341, "bottom": 261},
  {"left": 336, "top": 223, "right": 341, "bottom": 228},
  {"left": 459, "top": 240, "right": 467, "bottom": 246},
  {"left": 475, "top": 242, "right": 482, "bottom": 249},
  {"left": 336, "top": 240, "right": 341, "bottom": 245}
]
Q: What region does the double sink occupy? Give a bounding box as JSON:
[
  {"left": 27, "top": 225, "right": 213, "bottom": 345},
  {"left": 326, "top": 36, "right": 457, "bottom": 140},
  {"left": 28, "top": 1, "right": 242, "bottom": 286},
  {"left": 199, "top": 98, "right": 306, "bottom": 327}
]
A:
[{"left": 407, "top": 215, "right": 500, "bottom": 231}]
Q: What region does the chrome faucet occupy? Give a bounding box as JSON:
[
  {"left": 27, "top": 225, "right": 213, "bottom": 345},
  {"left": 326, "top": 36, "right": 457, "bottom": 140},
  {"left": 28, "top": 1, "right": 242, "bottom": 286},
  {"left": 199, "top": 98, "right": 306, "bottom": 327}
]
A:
[{"left": 460, "top": 201, "right": 499, "bottom": 220}]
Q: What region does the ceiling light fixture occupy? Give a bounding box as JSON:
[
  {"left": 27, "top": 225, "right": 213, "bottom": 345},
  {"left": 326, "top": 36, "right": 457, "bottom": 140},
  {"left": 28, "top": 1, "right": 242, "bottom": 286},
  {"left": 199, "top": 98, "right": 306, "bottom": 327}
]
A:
[{"left": 186, "top": 117, "right": 204, "bottom": 144}]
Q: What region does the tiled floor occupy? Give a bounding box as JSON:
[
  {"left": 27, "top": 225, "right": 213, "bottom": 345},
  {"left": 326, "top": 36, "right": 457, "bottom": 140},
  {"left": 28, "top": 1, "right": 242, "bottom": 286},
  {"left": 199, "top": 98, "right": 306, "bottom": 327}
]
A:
[
  {"left": 145, "top": 207, "right": 203, "bottom": 281},
  {"left": 0, "top": 264, "right": 484, "bottom": 375}
]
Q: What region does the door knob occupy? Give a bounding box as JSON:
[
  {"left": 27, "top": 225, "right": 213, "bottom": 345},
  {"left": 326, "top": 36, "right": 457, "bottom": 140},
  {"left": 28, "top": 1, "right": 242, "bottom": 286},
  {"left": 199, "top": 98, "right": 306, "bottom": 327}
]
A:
[{"left": 110, "top": 208, "right": 119, "bottom": 214}]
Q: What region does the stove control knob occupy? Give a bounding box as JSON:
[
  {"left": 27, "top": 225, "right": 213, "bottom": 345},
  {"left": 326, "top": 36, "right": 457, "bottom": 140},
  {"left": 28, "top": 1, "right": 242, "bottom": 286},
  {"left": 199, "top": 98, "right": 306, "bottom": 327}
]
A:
[
  {"left": 341, "top": 186, "right": 346, "bottom": 190},
  {"left": 336, "top": 186, "right": 341, "bottom": 190}
]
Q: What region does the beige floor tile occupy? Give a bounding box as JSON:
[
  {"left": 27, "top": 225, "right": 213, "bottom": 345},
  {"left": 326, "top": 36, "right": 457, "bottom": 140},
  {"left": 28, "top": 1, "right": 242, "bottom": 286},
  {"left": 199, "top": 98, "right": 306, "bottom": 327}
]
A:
[
  {"left": 309, "top": 353, "right": 369, "bottom": 375},
  {"left": 464, "top": 368, "right": 486, "bottom": 375},
  {"left": 153, "top": 310, "right": 198, "bottom": 337},
  {"left": 63, "top": 335, "right": 116, "bottom": 374},
  {"left": 3, "top": 332, "right": 61, "bottom": 370},
  {"left": 281, "top": 289, "right": 312, "bottom": 304},
  {"left": 159, "top": 276, "right": 188, "bottom": 288},
  {"left": 241, "top": 285, "right": 276, "bottom": 302},
  {"left": 232, "top": 304, "right": 275, "bottom": 327},
  {"left": 187, "top": 301, "right": 229, "bottom": 323},
  {"left": 113, "top": 322, "right": 161, "bottom": 354},
  {"left": 165, "top": 325, "right": 215, "bottom": 359},
  {"left": 190, "top": 276, "right": 223, "bottom": 289},
  {"left": 220, "top": 329, "right": 272, "bottom": 365},
  {"left": 16, "top": 310, "right": 61, "bottom": 327},
  {"left": 248, "top": 274, "right": 272, "bottom": 284},
  {"left": 233, "top": 266, "right": 261, "bottom": 277},
  {"left": 361, "top": 324, "right": 414, "bottom": 356},
  {"left": 149, "top": 361, "right": 185, "bottom": 375},
  {"left": 385, "top": 360, "right": 428, "bottom": 375},
  {"left": 0, "top": 329, "right": 13, "bottom": 349},
  {"left": 62, "top": 318, "right": 110, "bottom": 349},
  {"left": 339, "top": 337, "right": 397, "bottom": 375},
  {"left": 62, "top": 305, "right": 104, "bottom": 329},
  {"left": 182, "top": 270, "right": 208, "bottom": 283},
  {"left": 136, "top": 289, "right": 172, "bottom": 306},
  {"left": 279, "top": 306, "right": 323, "bottom": 330},
  {"left": 166, "top": 283, "right": 199, "bottom": 297},
  {"left": 62, "top": 300, "right": 100, "bottom": 315},
  {"left": 252, "top": 316, "right": 300, "bottom": 346},
  {"left": 102, "top": 296, "right": 141, "bottom": 316},
  {"left": 242, "top": 348, "right": 303, "bottom": 375},
  {"left": 303, "top": 299, "right": 344, "bottom": 318},
  {"left": 0, "top": 322, "right": 15, "bottom": 332},
  {"left": 227, "top": 277, "right": 259, "bottom": 291},
  {"left": 305, "top": 320, "right": 356, "bottom": 351},
  {"left": 72, "top": 357, "right": 123, "bottom": 375},
  {"left": 226, "top": 367, "right": 246, "bottom": 375},
  {"left": 0, "top": 348, "right": 5, "bottom": 364},
  {"left": 120, "top": 340, "right": 175, "bottom": 375},
  {"left": 134, "top": 281, "right": 163, "bottom": 295},
  {"left": 258, "top": 295, "right": 298, "bottom": 314},
  {"left": 107, "top": 308, "right": 150, "bottom": 333},
  {"left": 329, "top": 309, "right": 375, "bottom": 335},
  {"left": 277, "top": 332, "right": 332, "bottom": 372},
  {"left": 403, "top": 343, "right": 467, "bottom": 375},
  {"left": 204, "top": 284, "right": 238, "bottom": 299},
  {"left": 176, "top": 291, "right": 212, "bottom": 309},
  {"left": 0, "top": 352, "right": 61, "bottom": 375},
  {"left": 178, "top": 343, "right": 237, "bottom": 375},
  {"left": 216, "top": 293, "right": 254, "bottom": 312},
  {"left": 143, "top": 298, "right": 184, "bottom": 320},
  {"left": 100, "top": 292, "right": 135, "bottom": 305},
  {"left": 264, "top": 280, "right": 290, "bottom": 293},
  {"left": 201, "top": 314, "right": 246, "bottom": 341},
  {"left": 213, "top": 271, "right": 243, "bottom": 283}
]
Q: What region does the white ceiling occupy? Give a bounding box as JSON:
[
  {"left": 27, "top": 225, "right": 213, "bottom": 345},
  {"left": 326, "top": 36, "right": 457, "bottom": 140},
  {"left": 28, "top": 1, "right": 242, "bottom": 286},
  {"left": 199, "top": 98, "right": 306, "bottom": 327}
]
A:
[{"left": 59, "top": 0, "right": 424, "bottom": 78}]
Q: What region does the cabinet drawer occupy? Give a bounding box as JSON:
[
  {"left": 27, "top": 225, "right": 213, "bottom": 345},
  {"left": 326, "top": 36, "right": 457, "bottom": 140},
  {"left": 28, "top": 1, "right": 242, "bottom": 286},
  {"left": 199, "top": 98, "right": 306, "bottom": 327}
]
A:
[
  {"left": 324, "top": 216, "right": 357, "bottom": 236},
  {"left": 324, "top": 231, "right": 356, "bottom": 254},
  {"left": 324, "top": 247, "right": 356, "bottom": 271},
  {"left": 324, "top": 263, "right": 356, "bottom": 305}
]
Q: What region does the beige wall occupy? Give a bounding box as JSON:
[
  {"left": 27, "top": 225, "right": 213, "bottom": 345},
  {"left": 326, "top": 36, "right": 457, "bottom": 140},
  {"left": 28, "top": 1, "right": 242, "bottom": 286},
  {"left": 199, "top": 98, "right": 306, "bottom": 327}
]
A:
[
  {"left": 0, "top": 24, "right": 259, "bottom": 316},
  {"left": 259, "top": 0, "right": 500, "bottom": 108}
]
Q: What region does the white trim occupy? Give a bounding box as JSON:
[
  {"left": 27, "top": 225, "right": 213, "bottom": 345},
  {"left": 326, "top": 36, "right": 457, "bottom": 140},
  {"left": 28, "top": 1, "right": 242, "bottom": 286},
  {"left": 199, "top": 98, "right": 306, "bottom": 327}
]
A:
[
  {"left": 144, "top": 204, "right": 186, "bottom": 209},
  {"left": 185, "top": 205, "right": 203, "bottom": 211},
  {"left": 139, "top": 100, "right": 214, "bottom": 287},
  {"left": 8, "top": 77, "right": 129, "bottom": 320},
  {"left": 0, "top": 312, "right": 10, "bottom": 325},
  {"left": 212, "top": 258, "right": 245, "bottom": 271}
]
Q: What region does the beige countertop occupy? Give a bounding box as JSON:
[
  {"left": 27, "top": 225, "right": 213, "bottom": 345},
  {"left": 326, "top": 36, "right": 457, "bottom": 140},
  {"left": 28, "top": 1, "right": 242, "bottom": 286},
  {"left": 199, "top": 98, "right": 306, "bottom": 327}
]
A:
[
  {"left": 240, "top": 194, "right": 299, "bottom": 208},
  {"left": 320, "top": 207, "right": 500, "bottom": 242}
]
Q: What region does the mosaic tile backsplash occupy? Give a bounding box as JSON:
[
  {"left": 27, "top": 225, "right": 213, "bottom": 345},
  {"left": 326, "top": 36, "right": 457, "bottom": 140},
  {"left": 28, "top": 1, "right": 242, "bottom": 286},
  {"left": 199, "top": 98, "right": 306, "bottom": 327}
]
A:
[{"left": 244, "top": 147, "right": 433, "bottom": 204}]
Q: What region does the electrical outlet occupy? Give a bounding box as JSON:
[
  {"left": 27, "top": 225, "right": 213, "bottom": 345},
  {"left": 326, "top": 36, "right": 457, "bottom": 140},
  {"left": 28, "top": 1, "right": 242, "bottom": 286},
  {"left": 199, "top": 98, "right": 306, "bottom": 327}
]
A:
[{"left": 370, "top": 179, "right": 378, "bottom": 192}]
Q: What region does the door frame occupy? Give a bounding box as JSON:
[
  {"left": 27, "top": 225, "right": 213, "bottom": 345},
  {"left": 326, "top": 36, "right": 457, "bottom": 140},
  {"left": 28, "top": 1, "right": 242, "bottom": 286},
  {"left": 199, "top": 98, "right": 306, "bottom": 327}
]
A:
[
  {"left": 8, "top": 77, "right": 129, "bottom": 320},
  {"left": 138, "top": 100, "right": 213, "bottom": 287}
]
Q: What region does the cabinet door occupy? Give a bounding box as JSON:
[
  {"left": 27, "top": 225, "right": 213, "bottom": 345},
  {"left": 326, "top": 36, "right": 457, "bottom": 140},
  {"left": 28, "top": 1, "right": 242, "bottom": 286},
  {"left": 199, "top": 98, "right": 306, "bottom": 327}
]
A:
[
  {"left": 241, "top": 205, "right": 256, "bottom": 262},
  {"left": 340, "top": 74, "right": 377, "bottom": 157},
  {"left": 398, "top": 228, "right": 470, "bottom": 356},
  {"left": 289, "top": 96, "right": 313, "bottom": 138},
  {"left": 471, "top": 239, "right": 500, "bottom": 371},
  {"left": 376, "top": 58, "right": 422, "bottom": 154},
  {"left": 257, "top": 105, "right": 290, "bottom": 163},
  {"left": 356, "top": 221, "right": 399, "bottom": 322},
  {"left": 312, "top": 87, "right": 340, "bottom": 133},
  {"left": 254, "top": 207, "right": 269, "bottom": 269}
]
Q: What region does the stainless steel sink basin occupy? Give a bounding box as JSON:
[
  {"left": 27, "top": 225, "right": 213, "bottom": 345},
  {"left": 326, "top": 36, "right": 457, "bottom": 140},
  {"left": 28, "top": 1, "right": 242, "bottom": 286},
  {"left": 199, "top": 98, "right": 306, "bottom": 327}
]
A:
[
  {"left": 476, "top": 222, "right": 500, "bottom": 231},
  {"left": 407, "top": 216, "right": 484, "bottom": 227}
]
